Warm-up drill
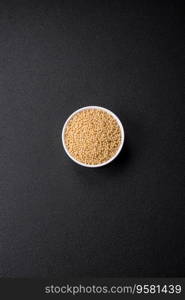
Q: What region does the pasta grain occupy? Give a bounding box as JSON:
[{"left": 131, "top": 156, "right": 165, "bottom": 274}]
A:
[{"left": 64, "top": 109, "right": 121, "bottom": 165}]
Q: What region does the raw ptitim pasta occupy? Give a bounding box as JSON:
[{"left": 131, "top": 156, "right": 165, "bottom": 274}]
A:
[{"left": 64, "top": 108, "right": 121, "bottom": 165}]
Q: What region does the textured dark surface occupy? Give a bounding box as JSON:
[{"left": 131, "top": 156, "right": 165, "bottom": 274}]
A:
[{"left": 0, "top": 1, "right": 184, "bottom": 278}]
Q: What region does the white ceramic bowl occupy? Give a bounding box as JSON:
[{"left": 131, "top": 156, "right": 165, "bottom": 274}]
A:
[{"left": 62, "top": 106, "right": 125, "bottom": 167}]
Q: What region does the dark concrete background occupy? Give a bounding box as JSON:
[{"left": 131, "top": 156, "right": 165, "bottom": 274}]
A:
[{"left": 0, "top": 1, "right": 184, "bottom": 277}]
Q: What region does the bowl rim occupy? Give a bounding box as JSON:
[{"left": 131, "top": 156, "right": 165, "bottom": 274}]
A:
[{"left": 61, "top": 105, "right": 125, "bottom": 168}]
